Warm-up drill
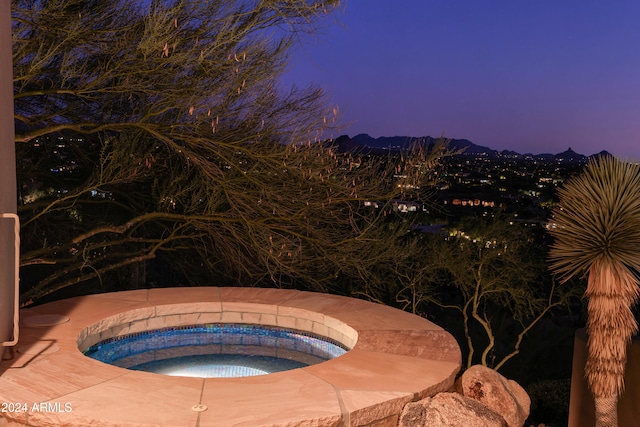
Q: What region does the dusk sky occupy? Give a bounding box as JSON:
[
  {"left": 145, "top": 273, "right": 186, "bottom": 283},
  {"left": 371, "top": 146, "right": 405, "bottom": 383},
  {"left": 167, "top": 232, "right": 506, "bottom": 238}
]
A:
[{"left": 284, "top": 1, "right": 640, "bottom": 160}]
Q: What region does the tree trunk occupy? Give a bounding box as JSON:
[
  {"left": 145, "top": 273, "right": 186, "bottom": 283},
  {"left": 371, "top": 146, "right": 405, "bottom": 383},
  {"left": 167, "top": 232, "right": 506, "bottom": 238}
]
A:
[
  {"left": 586, "top": 261, "right": 640, "bottom": 427},
  {"left": 594, "top": 395, "right": 618, "bottom": 427}
]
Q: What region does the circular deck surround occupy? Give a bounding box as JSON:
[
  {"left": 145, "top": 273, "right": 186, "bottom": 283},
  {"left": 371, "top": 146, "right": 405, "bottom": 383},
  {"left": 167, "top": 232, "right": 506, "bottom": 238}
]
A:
[{"left": 0, "top": 287, "right": 461, "bottom": 427}]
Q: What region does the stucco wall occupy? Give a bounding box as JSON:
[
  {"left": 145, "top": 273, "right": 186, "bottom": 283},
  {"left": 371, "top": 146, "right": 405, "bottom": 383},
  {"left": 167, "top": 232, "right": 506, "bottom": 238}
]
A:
[
  {"left": 0, "top": 1, "right": 17, "bottom": 361},
  {"left": 568, "top": 328, "right": 640, "bottom": 427}
]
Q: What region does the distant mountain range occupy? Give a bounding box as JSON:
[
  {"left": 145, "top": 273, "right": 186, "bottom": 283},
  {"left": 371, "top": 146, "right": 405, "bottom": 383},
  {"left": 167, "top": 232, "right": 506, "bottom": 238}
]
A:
[{"left": 333, "top": 134, "right": 611, "bottom": 162}]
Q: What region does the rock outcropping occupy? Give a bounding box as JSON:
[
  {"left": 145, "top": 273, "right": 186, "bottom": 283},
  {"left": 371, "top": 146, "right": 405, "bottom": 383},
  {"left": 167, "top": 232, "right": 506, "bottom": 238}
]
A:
[
  {"left": 398, "top": 365, "right": 530, "bottom": 427},
  {"left": 399, "top": 392, "right": 508, "bottom": 427}
]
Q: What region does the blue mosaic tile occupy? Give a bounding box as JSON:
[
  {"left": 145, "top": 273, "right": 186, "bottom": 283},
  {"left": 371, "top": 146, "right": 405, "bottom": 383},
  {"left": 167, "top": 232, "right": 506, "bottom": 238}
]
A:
[{"left": 83, "top": 323, "right": 349, "bottom": 378}]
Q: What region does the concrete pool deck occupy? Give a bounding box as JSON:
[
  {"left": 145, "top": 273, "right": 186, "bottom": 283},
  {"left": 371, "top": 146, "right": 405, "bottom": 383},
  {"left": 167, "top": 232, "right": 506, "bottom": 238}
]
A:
[{"left": 0, "top": 287, "right": 461, "bottom": 427}]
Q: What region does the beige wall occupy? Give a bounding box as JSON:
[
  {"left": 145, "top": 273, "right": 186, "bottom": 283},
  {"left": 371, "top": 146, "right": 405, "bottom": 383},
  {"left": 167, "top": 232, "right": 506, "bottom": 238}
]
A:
[
  {"left": 568, "top": 328, "right": 640, "bottom": 427},
  {"left": 0, "top": 1, "right": 17, "bottom": 361}
]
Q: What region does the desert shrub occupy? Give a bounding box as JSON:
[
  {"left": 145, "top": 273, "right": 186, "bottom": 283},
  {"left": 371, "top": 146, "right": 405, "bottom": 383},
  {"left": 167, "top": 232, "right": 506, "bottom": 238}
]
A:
[{"left": 526, "top": 378, "right": 571, "bottom": 427}]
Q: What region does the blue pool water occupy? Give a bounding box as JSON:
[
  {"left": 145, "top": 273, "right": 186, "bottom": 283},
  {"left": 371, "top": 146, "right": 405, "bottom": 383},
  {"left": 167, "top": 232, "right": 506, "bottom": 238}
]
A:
[{"left": 83, "top": 323, "right": 348, "bottom": 378}]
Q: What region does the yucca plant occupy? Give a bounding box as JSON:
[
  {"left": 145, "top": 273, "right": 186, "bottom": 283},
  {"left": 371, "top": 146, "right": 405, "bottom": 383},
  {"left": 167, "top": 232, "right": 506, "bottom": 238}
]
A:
[{"left": 548, "top": 156, "right": 640, "bottom": 427}]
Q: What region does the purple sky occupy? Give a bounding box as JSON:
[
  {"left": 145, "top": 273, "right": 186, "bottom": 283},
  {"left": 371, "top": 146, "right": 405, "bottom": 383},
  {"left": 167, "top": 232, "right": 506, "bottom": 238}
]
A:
[{"left": 284, "top": 1, "right": 640, "bottom": 159}]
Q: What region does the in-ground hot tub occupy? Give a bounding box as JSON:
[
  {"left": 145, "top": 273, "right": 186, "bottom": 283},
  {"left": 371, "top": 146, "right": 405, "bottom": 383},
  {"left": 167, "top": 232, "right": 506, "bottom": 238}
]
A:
[
  {"left": 1, "top": 287, "right": 461, "bottom": 427},
  {"left": 82, "top": 322, "right": 350, "bottom": 377}
]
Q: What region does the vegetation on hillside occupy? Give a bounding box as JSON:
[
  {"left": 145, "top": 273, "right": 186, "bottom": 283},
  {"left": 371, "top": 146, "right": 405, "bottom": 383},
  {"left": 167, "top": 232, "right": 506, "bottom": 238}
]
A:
[
  {"left": 14, "top": 0, "right": 446, "bottom": 304},
  {"left": 354, "top": 215, "right": 581, "bottom": 374}
]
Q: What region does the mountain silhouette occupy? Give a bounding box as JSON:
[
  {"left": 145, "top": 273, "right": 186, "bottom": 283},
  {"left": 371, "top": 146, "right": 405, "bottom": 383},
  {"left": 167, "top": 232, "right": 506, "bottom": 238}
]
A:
[{"left": 334, "top": 134, "right": 610, "bottom": 162}]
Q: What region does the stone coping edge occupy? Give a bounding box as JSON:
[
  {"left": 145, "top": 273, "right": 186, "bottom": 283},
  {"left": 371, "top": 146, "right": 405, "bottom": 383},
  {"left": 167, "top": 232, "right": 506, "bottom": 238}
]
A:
[{"left": 76, "top": 302, "right": 358, "bottom": 353}]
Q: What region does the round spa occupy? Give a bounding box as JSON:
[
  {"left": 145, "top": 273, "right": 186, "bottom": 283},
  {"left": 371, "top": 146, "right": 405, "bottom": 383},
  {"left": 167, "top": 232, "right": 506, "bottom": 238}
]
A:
[
  {"left": 1, "top": 287, "right": 462, "bottom": 427},
  {"left": 82, "top": 323, "right": 349, "bottom": 377}
]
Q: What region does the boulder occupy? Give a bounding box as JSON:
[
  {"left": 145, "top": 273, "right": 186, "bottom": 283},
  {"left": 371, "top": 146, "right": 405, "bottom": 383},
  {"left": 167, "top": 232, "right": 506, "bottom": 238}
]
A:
[
  {"left": 455, "top": 364, "right": 530, "bottom": 427},
  {"left": 398, "top": 392, "right": 508, "bottom": 427}
]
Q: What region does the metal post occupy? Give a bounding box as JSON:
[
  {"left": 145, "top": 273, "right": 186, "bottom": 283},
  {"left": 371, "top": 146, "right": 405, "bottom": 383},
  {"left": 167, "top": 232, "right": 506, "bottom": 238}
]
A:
[{"left": 0, "top": 1, "right": 18, "bottom": 360}]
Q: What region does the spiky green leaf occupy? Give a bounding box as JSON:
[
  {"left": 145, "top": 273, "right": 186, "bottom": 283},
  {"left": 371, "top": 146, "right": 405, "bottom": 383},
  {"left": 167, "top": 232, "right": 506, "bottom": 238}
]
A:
[{"left": 548, "top": 156, "right": 640, "bottom": 282}]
